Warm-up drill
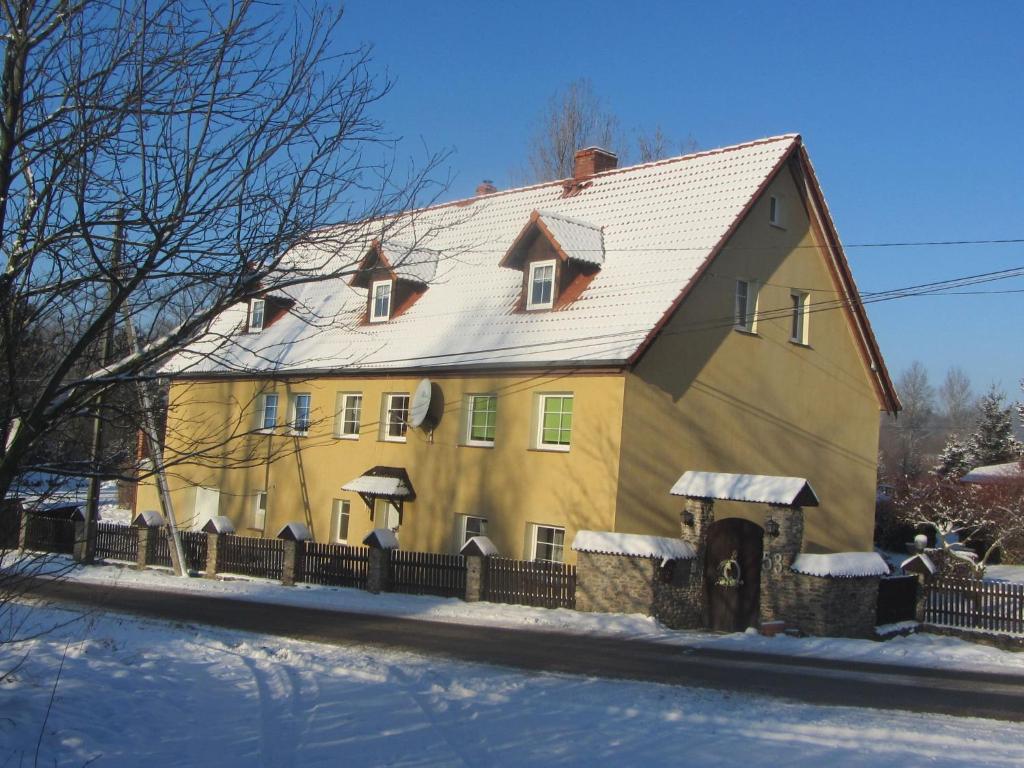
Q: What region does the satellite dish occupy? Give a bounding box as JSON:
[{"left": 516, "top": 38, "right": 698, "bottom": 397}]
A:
[{"left": 409, "top": 379, "right": 434, "bottom": 429}]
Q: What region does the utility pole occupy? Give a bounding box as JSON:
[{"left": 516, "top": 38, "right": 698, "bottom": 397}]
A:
[{"left": 112, "top": 215, "right": 189, "bottom": 577}]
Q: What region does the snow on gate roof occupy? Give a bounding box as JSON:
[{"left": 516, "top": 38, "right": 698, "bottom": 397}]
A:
[
  {"left": 670, "top": 471, "right": 819, "bottom": 506},
  {"left": 166, "top": 135, "right": 809, "bottom": 375},
  {"left": 791, "top": 552, "right": 889, "bottom": 578},
  {"left": 572, "top": 530, "right": 697, "bottom": 565}
]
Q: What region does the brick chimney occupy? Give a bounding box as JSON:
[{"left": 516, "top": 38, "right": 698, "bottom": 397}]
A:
[
  {"left": 574, "top": 147, "right": 618, "bottom": 179},
  {"left": 475, "top": 179, "right": 497, "bottom": 196}
]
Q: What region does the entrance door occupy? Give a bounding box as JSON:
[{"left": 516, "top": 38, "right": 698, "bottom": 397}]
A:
[
  {"left": 373, "top": 498, "right": 400, "bottom": 531},
  {"left": 704, "top": 518, "right": 763, "bottom": 632}
]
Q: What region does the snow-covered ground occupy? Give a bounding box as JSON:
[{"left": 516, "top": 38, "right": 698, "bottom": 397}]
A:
[
  {"left": 2, "top": 602, "right": 1024, "bottom": 767},
  {"left": 985, "top": 565, "right": 1024, "bottom": 585},
  {"left": 11, "top": 476, "right": 132, "bottom": 524},
  {"left": 18, "top": 556, "right": 1024, "bottom": 675}
]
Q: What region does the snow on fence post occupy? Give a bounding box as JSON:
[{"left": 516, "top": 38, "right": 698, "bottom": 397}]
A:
[
  {"left": 278, "top": 523, "right": 313, "bottom": 587},
  {"left": 133, "top": 510, "right": 165, "bottom": 570},
  {"left": 363, "top": 529, "right": 398, "bottom": 594},
  {"left": 461, "top": 536, "right": 499, "bottom": 602}
]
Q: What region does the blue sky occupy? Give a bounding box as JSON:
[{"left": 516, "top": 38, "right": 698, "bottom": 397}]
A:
[{"left": 339, "top": 0, "right": 1023, "bottom": 400}]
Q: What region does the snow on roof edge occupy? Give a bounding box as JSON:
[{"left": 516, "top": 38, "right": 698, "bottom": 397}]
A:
[
  {"left": 572, "top": 530, "right": 697, "bottom": 565},
  {"left": 791, "top": 552, "right": 889, "bottom": 578}
]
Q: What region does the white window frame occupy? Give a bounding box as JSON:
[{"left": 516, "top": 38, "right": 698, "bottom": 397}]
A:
[
  {"left": 790, "top": 290, "right": 810, "bottom": 345},
  {"left": 331, "top": 498, "right": 351, "bottom": 544},
  {"left": 465, "top": 394, "right": 497, "bottom": 447},
  {"left": 370, "top": 279, "right": 393, "bottom": 323},
  {"left": 373, "top": 498, "right": 401, "bottom": 530},
  {"left": 734, "top": 279, "right": 758, "bottom": 333},
  {"left": 252, "top": 491, "right": 267, "bottom": 531},
  {"left": 248, "top": 298, "right": 265, "bottom": 333},
  {"left": 769, "top": 194, "right": 785, "bottom": 228},
  {"left": 381, "top": 393, "right": 410, "bottom": 443},
  {"left": 456, "top": 514, "right": 488, "bottom": 550},
  {"left": 257, "top": 393, "right": 278, "bottom": 432},
  {"left": 290, "top": 393, "right": 312, "bottom": 436},
  {"left": 530, "top": 524, "right": 566, "bottom": 563},
  {"left": 334, "top": 392, "right": 362, "bottom": 439},
  {"left": 526, "top": 259, "right": 556, "bottom": 310},
  {"left": 535, "top": 393, "right": 573, "bottom": 451}
]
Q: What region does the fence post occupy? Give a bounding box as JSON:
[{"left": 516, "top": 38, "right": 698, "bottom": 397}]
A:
[
  {"left": 282, "top": 540, "right": 306, "bottom": 586},
  {"left": 17, "top": 508, "right": 29, "bottom": 551},
  {"left": 136, "top": 526, "right": 153, "bottom": 570},
  {"left": 464, "top": 555, "right": 483, "bottom": 602},
  {"left": 366, "top": 547, "right": 391, "bottom": 594},
  {"left": 72, "top": 510, "right": 96, "bottom": 564},
  {"left": 204, "top": 532, "right": 221, "bottom": 579}
]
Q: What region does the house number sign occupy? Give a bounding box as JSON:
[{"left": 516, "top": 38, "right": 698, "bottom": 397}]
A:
[{"left": 762, "top": 552, "right": 785, "bottom": 574}]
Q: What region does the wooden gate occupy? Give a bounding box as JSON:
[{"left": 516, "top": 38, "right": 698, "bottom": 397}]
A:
[{"left": 704, "top": 517, "right": 763, "bottom": 632}]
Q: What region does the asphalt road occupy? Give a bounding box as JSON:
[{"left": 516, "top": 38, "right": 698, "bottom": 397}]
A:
[{"left": 25, "top": 578, "right": 1024, "bottom": 723}]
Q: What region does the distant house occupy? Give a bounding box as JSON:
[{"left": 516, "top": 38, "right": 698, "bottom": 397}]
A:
[
  {"left": 961, "top": 461, "right": 1024, "bottom": 486},
  {"left": 137, "top": 134, "right": 898, "bottom": 565}
]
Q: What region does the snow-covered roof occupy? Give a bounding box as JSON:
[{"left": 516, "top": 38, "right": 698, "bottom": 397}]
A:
[
  {"left": 791, "top": 552, "right": 889, "bottom": 578},
  {"left": 201, "top": 515, "right": 236, "bottom": 534},
  {"left": 460, "top": 536, "right": 499, "bottom": 557},
  {"left": 132, "top": 509, "right": 166, "bottom": 528},
  {"left": 164, "top": 135, "right": 813, "bottom": 375},
  {"left": 572, "top": 530, "right": 697, "bottom": 565},
  {"left": 670, "top": 471, "right": 819, "bottom": 507},
  {"left": 277, "top": 522, "right": 313, "bottom": 541},
  {"left": 901, "top": 553, "right": 936, "bottom": 575},
  {"left": 961, "top": 461, "right": 1024, "bottom": 485},
  {"left": 535, "top": 210, "right": 605, "bottom": 266},
  {"left": 363, "top": 528, "right": 399, "bottom": 549},
  {"left": 342, "top": 472, "right": 414, "bottom": 499},
  {"left": 379, "top": 241, "right": 440, "bottom": 285}
]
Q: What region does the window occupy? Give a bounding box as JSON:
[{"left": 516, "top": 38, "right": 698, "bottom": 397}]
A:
[
  {"left": 382, "top": 393, "right": 410, "bottom": 442},
  {"left": 248, "top": 299, "right": 265, "bottom": 333},
  {"left": 456, "top": 514, "right": 488, "bottom": 549},
  {"left": 291, "top": 393, "right": 311, "bottom": 435},
  {"left": 465, "top": 394, "right": 497, "bottom": 446},
  {"left": 537, "top": 394, "right": 573, "bottom": 450},
  {"left": 331, "top": 499, "right": 351, "bottom": 543},
  {"left": 769, "top": 195, "right": 784, "bottom": 228},
  {"left": 532, "top": 524, "right": 565, "bottom": 563},
  {"left": 257, "top": 393, "right": 278, "bottom": 431},
  {"left": 252, "top": 491, "right": 267, "bottom": 530},
  {"left": 734, "top": 279, "right": 758, "bottom": 333},
  {"left": 370, "top": 280, "right": 392, "bottom": 322},
  {"left": 790, "top": 291, "right": 809, "bottom": 345},
  {"left": 373, "top": 498, "right": 400, "bottom": 530},
  {"left": 526, "top": 260, "right": 556, "bottom": 310},
  {"left": 335, "top": 392, "right": 362, "bottom": 439}
]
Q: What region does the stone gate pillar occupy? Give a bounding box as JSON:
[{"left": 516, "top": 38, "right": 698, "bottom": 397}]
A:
[
  {"left": 759, "top": 504, "right": 804, "bottom": 627},
  {"left": 680, "top": 497, "right": 714, "bottom": 554}
]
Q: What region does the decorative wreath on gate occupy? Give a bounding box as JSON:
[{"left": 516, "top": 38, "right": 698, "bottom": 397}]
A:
[{"left": 715, "top": 550, "right": 743, "bottom": 588}]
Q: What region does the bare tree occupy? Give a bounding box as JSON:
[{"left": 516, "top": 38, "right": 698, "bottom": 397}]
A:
[
  {"left": 0, "top": 0, "right": 446, "bottom": 504},
  {"left": 888, "top": 361, "right": 936, "bottom": 479},
  {"left": 938, "top": 366, "right": 975, "bottom": 436}
]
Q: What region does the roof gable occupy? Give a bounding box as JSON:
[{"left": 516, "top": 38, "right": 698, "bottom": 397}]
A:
[{"left": 500, "top": 210, "right": 605, "bottom": 270}]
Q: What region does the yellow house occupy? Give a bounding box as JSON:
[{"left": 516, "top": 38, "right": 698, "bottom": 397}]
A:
[{"left": 139, "top": 134, "right": 899, "bottom": 564}]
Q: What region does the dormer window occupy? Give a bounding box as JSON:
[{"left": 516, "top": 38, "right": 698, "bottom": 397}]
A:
[
  {"left": 527, "top": 260, "right": 556, "bottom": 310},
  {"left": 500, "top": 210, "right": 604, "bottom": 313},
  {"left": 248, "top": 299, "right": 265, "bottom": 333},
  {"left": 370, "top": 280, "right": 392, "bottom": 323}
]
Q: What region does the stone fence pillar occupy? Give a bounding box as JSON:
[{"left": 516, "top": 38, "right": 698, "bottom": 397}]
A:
[
  {"left": 136, "top": 526, "right": 157, "bottom": 570},
  {"left": 204, "top": 532, "right": 221, "bottom": 579},
  {"left": 281, "top": 540, "right": 306, "bottom": 587},
  {"left": 680, "top": 498, "right": 714, "bottom": 554},
  {"left": 759, "top": 504, "right": 804, "bottom": 627},
  {"left": 464, "top": 555, "right": 486, "bottom": 602},
  {"left": 367, "top": 547, "right": 391, "bottom": 594}
]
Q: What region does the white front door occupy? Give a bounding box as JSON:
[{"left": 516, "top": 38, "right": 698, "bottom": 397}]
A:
[
  {"left": 373, "top": 498, "right": 400, "bottom": 531},
  {"left": 192, "top": 486, "right": 220, "bottom": 531}
]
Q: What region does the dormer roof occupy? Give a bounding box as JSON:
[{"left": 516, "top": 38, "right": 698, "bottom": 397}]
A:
[
  {"left": 350, "top": 239, "right": 440, "bottom": 288},
  {"left": 500, "top": 210, "right": 605, "bottom": 270}
]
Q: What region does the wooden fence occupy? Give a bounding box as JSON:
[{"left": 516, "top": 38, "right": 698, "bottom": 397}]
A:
[
  {"left": 390, "top": 550, "right": 466, "bottom": 598},
  {"left": 926, "top": 577, "right": 1024, "bottom": 635},
  {"left": 95, "top": 522, "right": 138, "bottom": 563},
  {"left": 24, "top": 515, "right": 75, "bottom": 554},
  {"left": 876, "top": 575, "right": 917, "bottom": 625},
  {"left": 484, "top": 557, "right": 576, "bottom": 609},
  {"left": 217, "top": 535, "right": 284, "bottom": 580},
  {"left": 303, "top": 542, "right": 369, "bottom": 589},
  {"left": 149, "top": 529, "right": 208, "bottom": 572}
]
